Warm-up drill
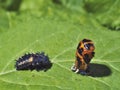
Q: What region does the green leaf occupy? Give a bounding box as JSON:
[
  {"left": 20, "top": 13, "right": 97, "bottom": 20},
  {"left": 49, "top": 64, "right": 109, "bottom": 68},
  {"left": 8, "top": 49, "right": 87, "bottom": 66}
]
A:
[
  {"left": 0, "top": 10, "right": 9, "bottom": 31},
  {"left": 0, "top": 15, "right": 120, "bottom": 90},
  {"left": 0, "top": 0, "right": 22, "bottom": 11},
  {"left": 84, "top": 0, "right": 120, "bottom": 30},
  {"left": 0, "top": 0, "right": 120, "bottom": 90}
]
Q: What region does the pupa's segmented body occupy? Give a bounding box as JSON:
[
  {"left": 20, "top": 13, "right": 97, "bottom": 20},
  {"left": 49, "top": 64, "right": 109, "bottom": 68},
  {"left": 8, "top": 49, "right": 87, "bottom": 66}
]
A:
[{"left": 71, "top": 39, "right": 95, "bottom": 75}]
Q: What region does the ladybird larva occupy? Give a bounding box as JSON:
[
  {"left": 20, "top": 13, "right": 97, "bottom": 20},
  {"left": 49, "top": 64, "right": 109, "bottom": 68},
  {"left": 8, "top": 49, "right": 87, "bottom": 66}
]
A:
[{"left": 15, "top": 52, "right": 52, "bottom": 71}]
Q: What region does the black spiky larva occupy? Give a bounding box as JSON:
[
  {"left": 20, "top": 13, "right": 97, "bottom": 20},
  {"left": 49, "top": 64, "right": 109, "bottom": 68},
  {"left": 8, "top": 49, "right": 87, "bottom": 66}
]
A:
[{"left": 15, "top": 52, "right": 52, "bottom": 71}]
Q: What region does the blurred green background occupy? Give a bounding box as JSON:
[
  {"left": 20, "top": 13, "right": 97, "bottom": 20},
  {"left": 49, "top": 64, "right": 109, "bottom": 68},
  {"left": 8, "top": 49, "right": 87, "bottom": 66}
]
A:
[{"left": 0, "top": 0, "right": 120, "bottom": 90}]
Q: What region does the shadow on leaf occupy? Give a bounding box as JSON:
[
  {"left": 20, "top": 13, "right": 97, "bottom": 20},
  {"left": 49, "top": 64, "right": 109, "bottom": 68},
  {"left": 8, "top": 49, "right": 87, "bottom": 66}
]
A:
[{"left": 88, "top": 63, "right": 112, "bottom": 77}]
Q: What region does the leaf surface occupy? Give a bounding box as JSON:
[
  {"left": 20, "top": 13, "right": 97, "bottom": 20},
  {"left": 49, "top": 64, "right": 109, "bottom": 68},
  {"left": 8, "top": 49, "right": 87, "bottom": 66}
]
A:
[{"left": 0, "top": 0, "right": 120, "bottom": 90}]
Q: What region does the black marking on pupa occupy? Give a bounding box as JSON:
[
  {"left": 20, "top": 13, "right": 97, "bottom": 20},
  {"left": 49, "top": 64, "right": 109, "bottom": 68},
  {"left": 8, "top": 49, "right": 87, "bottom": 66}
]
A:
[{"left": 15, "top": 52, "right": 52, "bottom": 71}]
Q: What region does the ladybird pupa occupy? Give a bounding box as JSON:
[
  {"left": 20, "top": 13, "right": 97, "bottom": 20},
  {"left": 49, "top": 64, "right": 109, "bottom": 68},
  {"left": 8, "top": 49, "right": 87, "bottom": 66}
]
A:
[{"left": 71, "top": 39, "right": 95, "bottom": 75}]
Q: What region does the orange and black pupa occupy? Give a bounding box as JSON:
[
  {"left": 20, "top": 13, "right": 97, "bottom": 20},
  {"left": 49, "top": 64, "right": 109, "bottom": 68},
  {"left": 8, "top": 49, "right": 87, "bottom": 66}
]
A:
[
  {"left": 71, "top": 39, "right": 95, "bottom": 75},
  {"left": 15, "top": 52, "right": 52, "bottom": 71}
]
